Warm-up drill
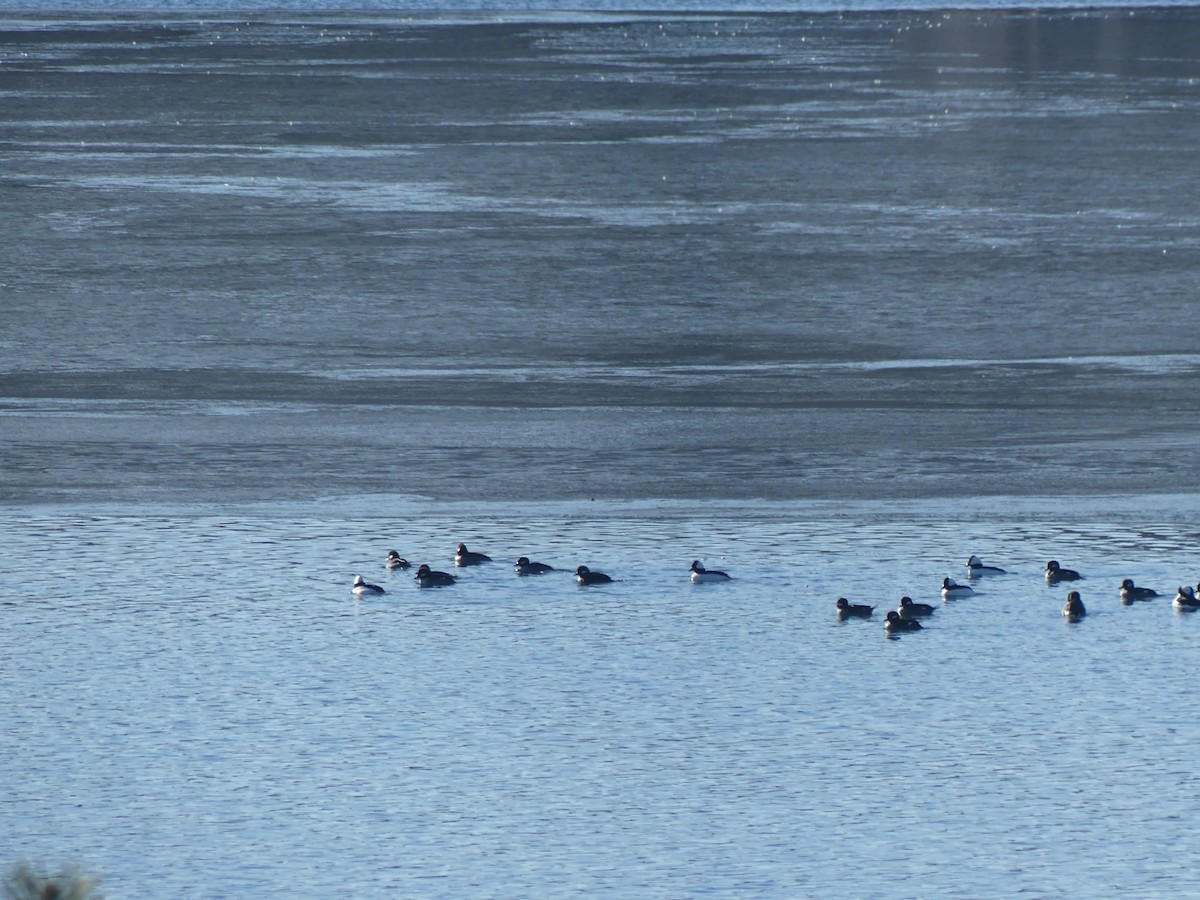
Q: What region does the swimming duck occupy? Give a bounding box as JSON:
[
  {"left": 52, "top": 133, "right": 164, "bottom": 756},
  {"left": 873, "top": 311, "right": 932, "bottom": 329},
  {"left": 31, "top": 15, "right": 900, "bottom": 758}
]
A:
[
  {"left": 352, "top": 574, "right": 386, "bottom": 596},
  {"left": 515, "top": 556, "right": 554, "bottom": 575},
  {"left": 455, "top": 543, "right": 492, "bottom": 567},
  {"left": 385, "top": 550, "right": 410, "bottom": 571},
  {"left": 965, "top": 555, "right": 1006, "bottom": 576},
  {"left": 690, "top": 560, "right": 732, "bottom": 583},
  {"left": 941, "top": 578, "right": 974, "bottom": 600},
  {"left": 415, "top": 564, "right": 456, "bottom": 588},
  {"left": 1173, "top": 586, "right": 1200, "bottom": 609},
  {"left": 575, "top": 565, "right": 614, "bottom": 586},
  {"left": 897, "top": 596, "right": 935, "bottom": 619},
  {"left": 1062, "top": 590, "right": 1086, "bottom": 620},
  {"left": 836, "top": 597, "right": 873, "bottom": 619},
  {"left": 1045, "top": 560, "right": 1082, "bottom": 584},
  {"left": 1119, "top": 578, "right": 1158, "bottom": 604},
  {"left": 885, "top": 610, "right": 923, "bottom": 633}
]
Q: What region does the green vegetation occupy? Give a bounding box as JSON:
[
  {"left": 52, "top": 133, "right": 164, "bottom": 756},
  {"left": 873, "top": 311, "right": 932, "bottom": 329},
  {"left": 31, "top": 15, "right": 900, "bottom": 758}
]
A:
[{"left": 3, "top": 864, "right": 100, "bottom": 900}]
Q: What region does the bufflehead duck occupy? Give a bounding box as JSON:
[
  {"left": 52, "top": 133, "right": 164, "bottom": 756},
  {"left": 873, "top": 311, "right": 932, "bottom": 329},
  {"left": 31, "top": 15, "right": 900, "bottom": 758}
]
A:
[
  {"left": 1119, "top": 578, "right": 1158, "bottom": 604},
  {"left": 515, "top": 556, "right": 553, "bottom": 575},
  {"left": 352, "top": 574, "right": 386, "bottom": 596},
  {"left": 386, "top": 551, "right": 410, "bottom": 571},
  {"left": 1173, "top": 586, "right": 1200, "bottom": 609},
  {"left": 689, "top": 560, "right": 731, "bottom": 583},
  {"left": 575, "top": 565, "right": 614, "bottom": 586},
  {"left": 941, "top": 578, "right": 974, "bottom": 600},
  {"left": 455, "top": 543, "right": 492, "bottom": 567},
  {"left": 414, "top": 564, "right": 456, "bottom": 588},
  {"left": 897, "top": 596, "right": 935, "bottom": 619},
  {"left": 885, "top": 610, "right": 923, "bottom": 633},
  {"left": 836, "top": 597, "right": 873, "bottom": 619},
  {"left": 1045, "top": 560, "right": 1082, "bottom": 584},
  {"left": 1062, "top": 590, "right": 1086, "bottom": 620},
  {"left": 966, "top": 555, "right": 1006, "bottom": 576}
]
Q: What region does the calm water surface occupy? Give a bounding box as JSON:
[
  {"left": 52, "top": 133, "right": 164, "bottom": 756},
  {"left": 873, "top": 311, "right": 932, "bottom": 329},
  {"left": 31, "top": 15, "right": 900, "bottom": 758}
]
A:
[{"left": 5, "top": 495, "right": 1200, "bottom": 896}]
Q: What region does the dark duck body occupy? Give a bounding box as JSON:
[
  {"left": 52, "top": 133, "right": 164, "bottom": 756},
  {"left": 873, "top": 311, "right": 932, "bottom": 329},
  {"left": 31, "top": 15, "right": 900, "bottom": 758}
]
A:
[
  {"left": 415, "top": 564, "right": 457, "bottom": 588},
  {"left": 455, "top": 543, "right": 492, "bottom": 567},
  {"left": 575, "top": 565, "right": 614, "bottom": 585},
  {"left": 1119, "top": 578, "right": 1158, "bottom": 603},
  {"left": 515, "top": 556, "right": 554, "bottom": 575},
  {"left": 836, "top": 597, "right": 873, "bottom": 619},
  {"left": 1062, "top": 590, "right": 1087, "bottom": 620},
  {"left": 897, "top": 596, "right": 935, "bottom": 619},
  {"left": 1045, "top": 560, "right": 1082, "bottom": 584},
  {"left": 885, "top": 610, "right": 923, "bottom": 633}
]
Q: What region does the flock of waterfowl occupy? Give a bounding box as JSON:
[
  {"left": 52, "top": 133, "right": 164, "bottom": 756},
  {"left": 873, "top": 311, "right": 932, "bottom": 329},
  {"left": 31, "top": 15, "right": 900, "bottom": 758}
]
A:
[
  {"left": 839, "top": 554, "right": 1200, "bottom": 634},
  {"left": 351, "top": 547, "right": 1200, "bottom": 634},
  {"left": 353, "top": 543, "right": 735, "bottom": 594}
]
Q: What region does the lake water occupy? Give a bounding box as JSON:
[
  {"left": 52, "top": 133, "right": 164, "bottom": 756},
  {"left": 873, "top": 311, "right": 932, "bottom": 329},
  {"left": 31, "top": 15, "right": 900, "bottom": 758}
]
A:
[
  {"left": 6, "top": 497, "right": 1200, "bottom": 897},
  {"left": 3, "top": 6, "right": 1200, "bottom": 897}
]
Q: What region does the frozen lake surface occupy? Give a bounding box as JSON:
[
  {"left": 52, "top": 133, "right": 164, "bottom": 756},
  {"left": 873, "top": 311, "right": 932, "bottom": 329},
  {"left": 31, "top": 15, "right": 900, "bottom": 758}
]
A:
[{"left": 3, "top": 8, "right": 1200, "bottom": 506}]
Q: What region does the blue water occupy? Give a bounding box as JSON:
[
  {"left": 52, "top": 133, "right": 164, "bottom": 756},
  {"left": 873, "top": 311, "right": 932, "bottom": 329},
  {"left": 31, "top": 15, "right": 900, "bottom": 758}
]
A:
[
  {"left": 5, "top": 5, "right": 1200, "bottom": 896},
  {"left": 5, "top": 497, "right": 1200, "bottom": 896}
]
